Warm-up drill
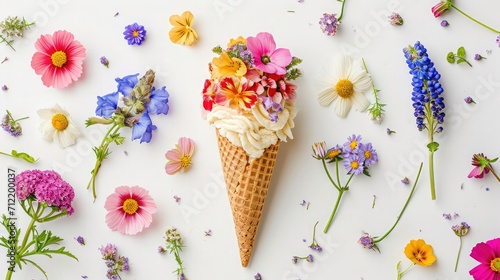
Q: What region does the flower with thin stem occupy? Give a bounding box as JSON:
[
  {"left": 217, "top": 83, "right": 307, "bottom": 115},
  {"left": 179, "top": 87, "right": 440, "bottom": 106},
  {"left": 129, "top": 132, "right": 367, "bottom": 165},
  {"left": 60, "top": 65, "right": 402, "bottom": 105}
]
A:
[
  {"left": 1, "top": 109, "right": 28, "bottom": 137},
  {"left": 160, "top": 227, "right": 187, "bottom": 280},
  {"left": 362, "top": 58, "right": 386, "bottom": 123},
  {"left": 403, "top": 41, "right": 444, "bottom": 200},
  {"left": 452, "top": 222, "right": 470, "bottom": 272},
  {"left": 467, "top": 153, "right": 500, "bottom": 182},
  {"left": 397, "top": 239, "right": 436, "bottom": 279},
  {"left": 319, "top": 0, "right": 348, "bottom": 36},
  {"left": 359, "top": 162, "right": 423, "bottom": 252},
  {"left": 431, "top": 0, "right": 500, "bottom": 34},
  {"left": 308, "top": 221, "right": 322, "bottom": 252}
]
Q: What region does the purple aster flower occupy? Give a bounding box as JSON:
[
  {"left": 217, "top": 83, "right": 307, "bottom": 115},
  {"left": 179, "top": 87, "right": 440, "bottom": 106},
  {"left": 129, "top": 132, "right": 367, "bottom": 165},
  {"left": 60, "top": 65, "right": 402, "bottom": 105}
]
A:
[
  {"left": 96, "top": 92, "right": 119, "bottom": 118},
  {"left": 147, "top": 86, "right": 170, "bottom": 115},
  {"left": 473, "top": 54, "right": 484, "bottom": 61},
  {"left": 123, "top": 23, "right": 147, "bottom": 45},
  {"left": 115, "top": 73, "right": 139, "bottom": 96},
  {"left": 254, "top": 273, "right": 262, "bottom": 280},
  {"left": 440, "top": 20, "right": 449, "bottom": 27},
  {"left": 343, "top": 154, "right": 364, "bottom": 175},
  {"left": 358, "top": 233, "right": 375, "bottom": 249},
  {"left": 388, "top": 12, "right": 403, "bottom": 25},
  {"left": 1, "top": 85, "right": 7, "bottom": 91},
  {"left": 319, "top": 13, "right": 340, "bottom": 36},
  {"left": 343, "top": 134, "right": 362, "bottom": 155},
  {"left": 100, "top": 56, "right": 109, "bottom": 68},
  {"left": 326, "top": 144, "right": 343, "bottom": 161},
  {"left": 359, "top": 142, "right": 378, "bottom": 166},
  {"left": 132, "top": 112, "right": 157, "bottom": 143}
]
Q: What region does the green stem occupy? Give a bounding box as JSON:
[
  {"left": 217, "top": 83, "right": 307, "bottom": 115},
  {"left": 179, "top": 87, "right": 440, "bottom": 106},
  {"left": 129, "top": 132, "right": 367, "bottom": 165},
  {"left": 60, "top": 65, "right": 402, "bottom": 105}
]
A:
[
  {"left": 87, "top": 123, "right": 120, "bottom": 201},
  {"left": 323, "top": 189, "right": 345, "bottom": 233},
  {"left": 454, "top": 236, "right": 462, "bottom": 272},
  {"left": 337, "top": 0, "right": 348, "bottom": 21},
  {"left": 489, "top": 167, "right": 500, "bottom": 182},
  {"left": 429, "top": 149, "right": 436, "bottom": 200},
  {"left": 322, "top": 158, "right": 340, "bottom": 191},
  {"left": 451, "top": 5, "right": 500, "bottom": 34},
  {"left": 397, "top": 263, "right": 414, "bottom": 280},
  {"left": 374, "top": 162, "right": 423, "bottom": 243}
]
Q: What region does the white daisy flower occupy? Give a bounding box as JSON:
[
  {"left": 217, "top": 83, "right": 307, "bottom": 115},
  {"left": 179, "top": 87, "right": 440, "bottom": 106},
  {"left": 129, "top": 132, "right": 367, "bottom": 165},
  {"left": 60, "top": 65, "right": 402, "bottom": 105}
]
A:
[
  {"left": 317, "top": 56, "right": 372, "bottom": 118},
  {"left": 37, "top": 104, "right": 81, "bottom": 148}
]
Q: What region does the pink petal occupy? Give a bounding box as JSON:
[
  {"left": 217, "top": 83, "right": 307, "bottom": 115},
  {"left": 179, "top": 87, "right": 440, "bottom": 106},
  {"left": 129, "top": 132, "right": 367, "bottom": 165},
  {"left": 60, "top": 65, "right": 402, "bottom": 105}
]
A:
[
  {"left": 166, "top": 149, "right": 182, "bottom": 161},
  {"left": 486, "top": 238, "right": 500, "bottom": 257},
  {"left": 469, "top": 264, "right": 496, "bottom": 280},
  {"left": 470, "top": 242, "right": 496, "bottom": 264},
  {"left": 165, "top": 162, "right": 182, "bottom": 175},
  {"left": 178, "top": 137, "right": 195, "bottom": 156},
  {"left": 255, "top": 32, "right": 276, "bottom": 53},
  {"left": 468, "top": 167, "right": 484, "bottom": 178},
  {"left": 269, "top": 48, "right": 292, "bottom": 68}
]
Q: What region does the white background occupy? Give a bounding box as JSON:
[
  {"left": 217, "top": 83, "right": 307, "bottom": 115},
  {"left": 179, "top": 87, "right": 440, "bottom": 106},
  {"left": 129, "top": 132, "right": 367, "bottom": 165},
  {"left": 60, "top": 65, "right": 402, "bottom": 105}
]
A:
[{"left": 1, "top": 0, "right": 500, "bottom": 279}]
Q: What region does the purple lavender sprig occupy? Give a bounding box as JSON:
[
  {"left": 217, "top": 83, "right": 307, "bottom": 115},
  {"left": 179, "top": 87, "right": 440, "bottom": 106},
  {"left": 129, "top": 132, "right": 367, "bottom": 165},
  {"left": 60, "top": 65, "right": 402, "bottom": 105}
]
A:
[
  {"left": 403, "top": 41, "right": 444, "bottom": 200},
  {"left": 99, "top": 243, "right": 129, "bottom": 280}
]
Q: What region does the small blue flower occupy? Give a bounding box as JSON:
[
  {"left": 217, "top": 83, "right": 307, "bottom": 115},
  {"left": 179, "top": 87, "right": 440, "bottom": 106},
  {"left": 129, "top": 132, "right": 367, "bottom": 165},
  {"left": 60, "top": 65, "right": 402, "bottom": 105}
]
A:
[
  {"left": 132, "top": 112, "right": 157, "bottom": 143},
  {"left": 123, "top": 23, "right": 146, "bottom": 45},
  {"left": 343, "top": 134, "right": 362, "bottom": 155},
  {"left": 343, "top": 154, "right": 364, "bottom": 175},
  {"left": 115, "top": 73, "right": 139, "bottom": 96},
  {"left": 96, "top": 92, "right": 119, "bottom": 118},
  {"left": 147, "top": 86, "right": 170, "bottom": 115},
  {"left": 359, "top": 142, "right": 378, "bottom": 166}
]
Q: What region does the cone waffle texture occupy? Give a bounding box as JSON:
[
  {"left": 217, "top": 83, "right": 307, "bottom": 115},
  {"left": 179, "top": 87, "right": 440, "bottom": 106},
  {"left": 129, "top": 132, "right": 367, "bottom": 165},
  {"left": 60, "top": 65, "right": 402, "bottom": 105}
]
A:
[{"left": 216, "top": 129, "right": 280, "bottom": 267}]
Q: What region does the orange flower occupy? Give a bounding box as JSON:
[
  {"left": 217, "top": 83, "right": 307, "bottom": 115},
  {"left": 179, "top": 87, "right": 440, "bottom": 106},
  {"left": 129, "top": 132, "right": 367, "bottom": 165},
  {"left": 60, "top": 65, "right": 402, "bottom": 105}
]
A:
[
  {"left": 404, "top": 239, "right": 437, "bottom": 266},
  {"left": 214, "top": 77, "right": 257, "bottom": 110},
  {"left": 169, "top": 11, "right": 198, "bottom": 46},
  {"left": 211, "top": 51, "right": 247, "bottom": 79}
]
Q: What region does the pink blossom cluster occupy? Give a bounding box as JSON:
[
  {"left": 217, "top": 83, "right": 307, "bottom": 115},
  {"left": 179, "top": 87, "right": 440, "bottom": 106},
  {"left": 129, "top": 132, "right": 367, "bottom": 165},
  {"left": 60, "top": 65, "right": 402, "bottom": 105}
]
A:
[{"left": 15, "top": 169, "right": 75, "bottom": 215}]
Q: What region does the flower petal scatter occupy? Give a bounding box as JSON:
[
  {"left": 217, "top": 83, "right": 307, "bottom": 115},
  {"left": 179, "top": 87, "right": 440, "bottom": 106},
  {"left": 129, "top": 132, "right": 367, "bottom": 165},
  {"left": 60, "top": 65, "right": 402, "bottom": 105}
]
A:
[
  {"left": 469, "top": 238, "right": 500, "bottom": 279},
  {"left": 388, "top": 12, "right": 404, "bottom": 25},
  {"left": 169, "top": 11, "right": 198, "bottom": 46},
  {"left": 37, "top": 104, "right": 81, "bottom": 148},
  {"left": 317, "top": 56, "right": 372, "bottom": 118},
  {"left": 104, "top": 185, "right": 157, "bottom": 235},
  {"left": 123, "top": 23, "right": 146, "bottom": 45},
  {"left": 404, "top": 239, "right": 437, "bottom": 266},
  {"left": 165, "top": 137, "right": 195, "bottom": 175},
  {"left": 30, "top": 30, "right": 86, "bottom": 88}
]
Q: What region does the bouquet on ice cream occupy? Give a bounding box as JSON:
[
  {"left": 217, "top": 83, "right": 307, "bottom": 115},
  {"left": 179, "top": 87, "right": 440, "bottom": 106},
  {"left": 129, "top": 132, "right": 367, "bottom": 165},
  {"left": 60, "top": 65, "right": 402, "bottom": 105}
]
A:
[{"left": 202, "top": 32, "right": 302, "bottom": 267}]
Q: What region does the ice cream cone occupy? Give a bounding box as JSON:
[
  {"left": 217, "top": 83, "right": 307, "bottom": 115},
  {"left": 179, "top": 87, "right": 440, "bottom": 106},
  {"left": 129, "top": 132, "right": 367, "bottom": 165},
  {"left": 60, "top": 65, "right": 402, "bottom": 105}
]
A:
[{"left": 216, "top": 129, "right": 280, "bottom": 267}]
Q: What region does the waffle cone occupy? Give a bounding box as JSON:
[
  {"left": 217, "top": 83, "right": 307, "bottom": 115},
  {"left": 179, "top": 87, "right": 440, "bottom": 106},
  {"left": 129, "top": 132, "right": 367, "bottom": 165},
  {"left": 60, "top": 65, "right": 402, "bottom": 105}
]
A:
[{"left": 216, "top": 129, "right": 280, "bottom": 267}]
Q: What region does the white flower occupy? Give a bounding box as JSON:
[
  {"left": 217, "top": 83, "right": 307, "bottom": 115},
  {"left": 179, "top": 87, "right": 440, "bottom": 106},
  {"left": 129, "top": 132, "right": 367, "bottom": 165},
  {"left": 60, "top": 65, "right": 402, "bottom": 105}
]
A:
[
  {"left": 37, "top": 104, "right": 81, "bottom": 148},
  {"left": 317, "top": 56, "right": 372, "bottom": 118}
]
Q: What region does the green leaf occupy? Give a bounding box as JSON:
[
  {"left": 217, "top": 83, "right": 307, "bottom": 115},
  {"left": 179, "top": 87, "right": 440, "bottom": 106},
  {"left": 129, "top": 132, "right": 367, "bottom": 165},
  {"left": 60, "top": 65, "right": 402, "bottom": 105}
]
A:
[
  {"left": 457, "top": 58, "right": 466, "bottom": 64},
  {"left": 11, "top": 150, "right": 38, "bottom": 163},
  {"left": 446, "top": 52, "right": 455, "bottom": 63},
  {"left": 427, "top": 142, "right": 440, "bottom": 152},
  {"left": 457, "top": 46, "right": 466, "bottom": 57}
]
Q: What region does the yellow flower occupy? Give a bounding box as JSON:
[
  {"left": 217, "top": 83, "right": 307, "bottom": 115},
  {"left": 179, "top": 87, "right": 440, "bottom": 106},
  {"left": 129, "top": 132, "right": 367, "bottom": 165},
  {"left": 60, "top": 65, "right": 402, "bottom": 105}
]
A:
[
  {"left": 404, "top": 239, "right": 437, "bottom": 266},
  {"left": 169, "top": 11, "right": 198, "bottom": 46},
  {"left": 211, "top": 51, "right": 247, "bottom": 79},
  {"left": 227, "top": 36, "right": 246, "bottom": 48}
]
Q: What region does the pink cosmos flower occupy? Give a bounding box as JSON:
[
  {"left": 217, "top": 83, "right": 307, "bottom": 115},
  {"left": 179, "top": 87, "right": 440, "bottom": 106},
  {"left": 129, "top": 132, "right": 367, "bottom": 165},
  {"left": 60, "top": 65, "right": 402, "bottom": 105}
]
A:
[
  {"left": 469, "top": 238, "right": 500, "bottom": 279},
  {"left": 246, "top": 32, "right": 292, "bottom": 75},
  {"left": 104, "top": 186, "right": 157, "bottom": 235},
  {"left": 31, "top": 30, "right": 86, "bottom": 88},
  {"left": 165, "top": 137, "right": 195, "bottom": 175}
]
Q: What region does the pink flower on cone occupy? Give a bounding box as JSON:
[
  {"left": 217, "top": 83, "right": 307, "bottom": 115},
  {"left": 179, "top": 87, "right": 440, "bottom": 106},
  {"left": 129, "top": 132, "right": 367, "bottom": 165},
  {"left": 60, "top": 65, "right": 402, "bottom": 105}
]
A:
[
  {"left": 469, "top": 238, "right": 500, "bottom": 279},
  {"left": 246, "top": 32, "right": 292, "bottom": 75},
  {"left": 165, "top": 137, "right": 195, "bottom": 175},
  {"left": 31, "top": 30, "right": 86, "bottom": 88},
  {"left": 104, "top": 186, "right": 157, "bottom": 235}
]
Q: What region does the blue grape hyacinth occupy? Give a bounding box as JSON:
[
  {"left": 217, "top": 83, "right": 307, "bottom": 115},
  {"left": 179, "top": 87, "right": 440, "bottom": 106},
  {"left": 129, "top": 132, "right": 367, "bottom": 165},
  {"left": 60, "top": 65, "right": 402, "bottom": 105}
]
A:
[{"left": 403, "top": 41, "right": 445, "bottom": 200}]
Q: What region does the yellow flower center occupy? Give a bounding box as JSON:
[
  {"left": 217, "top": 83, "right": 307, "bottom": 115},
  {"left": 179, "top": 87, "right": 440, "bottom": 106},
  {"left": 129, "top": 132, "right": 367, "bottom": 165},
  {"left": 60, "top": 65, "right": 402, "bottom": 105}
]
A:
[
  {"left": 261, "top": 56, "right": 271, "bottom": 64},
  {"left": 350, "top": 161, "right": 359, "bottom": 169},
  {"left": 51, "top": 114, "right": 69, "bottom": 131},
  {"left": 180, "top": 155, "right": 191, "bottom": 168},
  {"left": 132, "top": 30, "right": 139, "bottom": 37},
  {"left": 491, "top": 258, "right": 500, "bottom": 272},
  {"left": 364, "top": 150, "right": 372, "bottom": 159},
  {"left": 50, "top": 51, "right": 67, "bottom": 68},
  {"left": 327, "top": 149, "right": 340, "bottom": 159},
  {"left": 122, "top": 198, "right": 139, "bottom": 215},
  {"left": 336, "top": 79, "right": 354, "bottom": 98},
  {"left": 350, "top": 140, "right": 357, "bottom": 150}
]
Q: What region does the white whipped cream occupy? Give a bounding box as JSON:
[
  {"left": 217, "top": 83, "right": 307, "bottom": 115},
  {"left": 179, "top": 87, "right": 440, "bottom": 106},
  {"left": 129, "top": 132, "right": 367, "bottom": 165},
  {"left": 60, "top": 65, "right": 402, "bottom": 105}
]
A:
[{"left": 206, "top": 101, "right": 296, "bottom": 159}]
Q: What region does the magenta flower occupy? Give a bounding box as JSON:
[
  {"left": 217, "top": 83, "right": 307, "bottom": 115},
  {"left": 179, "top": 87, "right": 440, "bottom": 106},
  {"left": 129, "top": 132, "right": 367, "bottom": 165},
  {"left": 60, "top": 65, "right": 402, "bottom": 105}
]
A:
[
  {"left": 246, "top": 32, "right": 292, "bottom": 75},
  {"left": 467, "top": 153, "right": 500, "bottom": 182},
  {"left": 469, "top": 238, "right": 500, "bottom": 279},
  {"left": 104, "top": 185, "right": 157, "bottom": 235},
  {"left": 165, "top": 137, "right": 195, "bottom": 175},
  {"left": 431, "top": 0, "right": 452, "bottom": 17}
]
